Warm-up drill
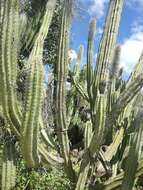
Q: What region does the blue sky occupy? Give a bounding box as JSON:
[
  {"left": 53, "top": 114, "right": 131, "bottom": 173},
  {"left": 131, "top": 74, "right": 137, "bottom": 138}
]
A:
[{"left": 69, "top": 0, "right": 143, "bottom": 78}]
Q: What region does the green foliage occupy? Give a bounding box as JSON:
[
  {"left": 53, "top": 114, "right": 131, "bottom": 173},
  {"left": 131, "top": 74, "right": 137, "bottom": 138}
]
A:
[{"left": 15, "top": 159, "right": 71, "bottom": 190}]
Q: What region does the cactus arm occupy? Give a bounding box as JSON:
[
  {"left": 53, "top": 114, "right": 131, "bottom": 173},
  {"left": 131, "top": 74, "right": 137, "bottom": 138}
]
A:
[
  {"left": 0, "top": 0, "right": 21, "bottom": 138},
  {"left": 105, "top": 127, "right": 124, "bottom": 161},
  {"left": 106, "top": 74, "right": 143, "bottom": 130},
  {"left": 54, "top": 0, "right": 76, "bottom": 181},
  {"left": 1, "top": 142, "right": 16, "bottom": 190},
  {"left": 96, "top": 127, "right": 124, "bottom": 176},
  {"left": 5, "top": 0, "right": 22, "bottom": 128},
  {"left": 72, "top": 48, "right": 89, "bottom": 102},
  {"left": 103, "top": 173, "right": 124, "bottom": 190},
  {"left": 107, "top": 45, "right": 122, "bottom": 114},
  {"left": 110, "top": 45, "right": 121, "bottom": 80},
  {"left": 40, "top": 129, "right": 57, "bottom": 150},
  {"left": 94, "top": 0, "right": 123, "bottom": 87},
  {"left": 76, "top": 94, "right": 107, "bottom": 190},
  {"left": 87, "top": 19, "right": 95, "bottom": 101},
  {"left": 22, "top": 59, "right": 43, "bottom": 167},
  {"left": 103, "top": 159, "right": 143, "bottom": 190},
  {"left": 72, "top": 77, "right": 89, "bottom": 101},
  {"left": 0, "top": 1, "right": 4, "bottom": 23},
  {"left": 121, "top": 115, "right": 143, "bottom": 190},
  {"left": 127, "top": 51, "right": 143, "bottom": 83},
  {"left": 38, "top": 122, "right": 64, "bottom": 168},
  {"left": 73, "top": 45, "right": 84, "bottom": 80},
  {"left": 84, "top": 121, "right": 93, "bottom": 148},
  {"left": 39, "top": 115, "right": 57, "bottom": 149},
  {"left": 38, "top": 118, "right": 64, "bottom": 168},
  {"left": 107, "top": 45, "right": 121, "bottom": 112},
  {"left": 22, "top": 4, "right": 46, "bottom": 51},
  {"left": 22, "top": 0, "right": 57, "bottom": 168},
  {"left": 0, "top": 0, "right": 11, "bottom": 127},
  {"left": 67, "top": 45, "right": 84, "bottom": 123},
  {"left": 89, "top": 94, "right": 107, "bottom": 153},
  {"left": 117, "top": 75, "right": 143, "bottom": 108},
  {"left": 38, "top": 144, "right": 64, "bottom": 168}
]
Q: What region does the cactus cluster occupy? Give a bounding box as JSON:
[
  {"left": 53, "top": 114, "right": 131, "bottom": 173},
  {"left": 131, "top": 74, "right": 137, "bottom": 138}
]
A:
[{"left": 0, "top": 0, "right": 143, "bottom": 189}]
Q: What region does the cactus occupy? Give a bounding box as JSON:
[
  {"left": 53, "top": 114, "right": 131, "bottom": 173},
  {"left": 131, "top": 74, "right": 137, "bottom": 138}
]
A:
[
  {"left": 54, "top": 0, "right": 76, "bottom": 181},
  {"left": 1, "top": 141, "right": 16, "bottom": 190},
  {"left": 0, "top": 0, "right": 21, "bottom": 138},
  {"left": 1, "top": 0, "right": 143, "bottom": 189},
  {"left": 21, "top": 0, "right": 57, "bottom": 168},
  {"left": 121, "top": 106, "right": 143, "bottom": 190}
]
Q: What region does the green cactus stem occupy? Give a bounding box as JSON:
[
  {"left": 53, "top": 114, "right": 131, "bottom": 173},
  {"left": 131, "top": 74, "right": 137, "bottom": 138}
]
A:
[
  {"left": 54, "top": 0, "right": 76, "bottom": 182},
  {"left": 96, "top": 127, "right": 124, "bottom": 176},
  {"left": 110, "top": 45, "right": 121, "bottom": 80},
  {"left": 103, "top": 159, "right": 143, "bottom": 190},
  {"left": 121, "top": 113, "right": 143, "bottom": 190},
  {"left": 128, "top": 51, "right": 143, "bottom": 83},
  {"left": 1, "top": 142, "right": 16, "bottom": 190},
  {"left": 94, "top": 0, "right": 123, "bottom": 88},
  {"left": 76, "top": 94, "right": 107, "bottom": 190},
  {"left": 84, "top": 121, "right": 93, "bottom": 148},
  {"left": 0, "top": 0, "right": 21, "bottom": 138},
  {"left": 87, "top": 19, "right": 95, "bottom": 101},
  {"left": 38, "top": 144, "right": 64, "bottom": 168},
  {"left": 22, "top": 0, "right": 57, "bottom": 168},
  {"left": 106, "top": 74, "right": 143, "bottom": 133}
]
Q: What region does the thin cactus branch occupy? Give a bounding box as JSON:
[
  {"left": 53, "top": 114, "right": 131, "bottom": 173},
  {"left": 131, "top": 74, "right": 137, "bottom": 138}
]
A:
[
  {"left": 128, "top": 51, "right": 143, "bottom": 83},
  {"left": 54, "top": 0, "right": 76, "bottom": 182},
  {"left": 94, "top": 0, "right": 123, "bottom": 88}
]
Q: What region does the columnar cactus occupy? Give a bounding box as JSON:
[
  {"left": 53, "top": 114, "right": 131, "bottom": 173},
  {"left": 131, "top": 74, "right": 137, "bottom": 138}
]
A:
[
  {"left": 1, "top": 141, "right": 16, "bottom": 190},
  {"left": 21, "top": 0, "right": 57, "bottom": 168},
  {"left": 1, "top": 0, "right": 143, "bottom": 189},
  {"left": 54, "top": 0, "right": 76, "bottom": 181},
  {"left": 0, "top": 0, "right": 21, "bottom": 138}
]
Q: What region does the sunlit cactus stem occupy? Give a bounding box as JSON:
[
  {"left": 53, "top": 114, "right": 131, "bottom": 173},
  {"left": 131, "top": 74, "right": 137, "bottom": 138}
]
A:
[
  {"left": 94, "top": 0, "right": 123, "bottom": 88},
  {"left": 21, "top": 0, "right": 57, "bottom": 168},
  {"left": 1, "top": 141, "right": 16, "bottom": 190},
  {"left": 54, "top": 0, "right": 76, "bottom": 182}
]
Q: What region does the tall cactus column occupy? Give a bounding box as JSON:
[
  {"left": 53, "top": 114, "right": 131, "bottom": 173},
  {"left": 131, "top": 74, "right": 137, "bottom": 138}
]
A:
[
  {"left": 94, "top": 0, "right": 123, "bottom": 88},
  {"left": 21, "top": 0, "right": 57, "bottom": 168},
  {"left": 0, "top": 0, "right": 21, "bottom": 138},
  {"left": 54, "top": 0, "right": 76, "bottom": 182},
  {"left": 1, "top": 141, "right": 16, "bottom": 190}
]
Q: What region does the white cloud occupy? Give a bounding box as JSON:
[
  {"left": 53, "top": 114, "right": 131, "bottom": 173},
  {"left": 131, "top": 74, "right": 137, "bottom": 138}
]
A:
[
  {"left": 120, "top": 32, "right": 143, "bottom": 75},
  {"left": 88, "top": 0, "right": 109, "bottom": 18},
  {"left": 69, "top": 49, "right": 77, "bottom": 61},
  {"left": 119, "top": 12, "right": 143, "bottom": 76}
]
